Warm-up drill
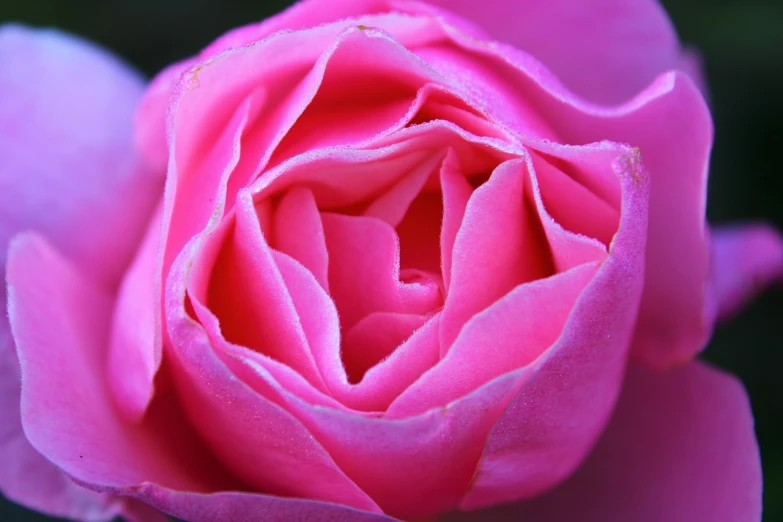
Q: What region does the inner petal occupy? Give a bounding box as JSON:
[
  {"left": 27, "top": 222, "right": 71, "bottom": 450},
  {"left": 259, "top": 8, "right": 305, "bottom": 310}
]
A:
[
  {"left": 206, "top": 193, "right": 324, "bottom": 389},
  {"left": 321, "top": 212, "right": 443, "bottom": 331},
  {"left": 440, "top": 157, "right": 554, "bottom": 352},
  {"left": 272, "top": 186, "right": 330, "bottom": 291},
  {"left": 342, "top": 312, "right": 429, "bottom": 385},
  {"left": 532, "top": 149, "right": 621, "bottom": 248}
]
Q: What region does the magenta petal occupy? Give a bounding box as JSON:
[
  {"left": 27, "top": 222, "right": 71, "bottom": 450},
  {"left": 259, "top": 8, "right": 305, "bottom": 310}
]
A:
[
  {"left": 107, "top": 205, "right": 162, "bottom": 422},
  {"left": 457, "top": 148, "right": 650, "bottom": 510},
  {"left": 418, "top": 0, "right": 680, "bottom": 105},
  {"left": 0, "top": 24, "right": 161, "bottom": 288},
  {"left": 7, "top": 233, "right": 229, "bottom": 493},
  {"left": 451, "top": 362, "right": 762, "bottom": 522},
  {"left": 441, "top": 159, "right": 551, "bottom": 351},
  {"left": 0, "top": 302, "right": 124, "bottom": 521},
  {"left": 273, "top": 187, "right": 330, "bottom": 291},
  {"left": 127, "top": 486, "right": 398, "bottom": 522},
  {"left": 708, "top": 224, "right": 783, "bottom": 321},
  {"left": 168, "top": 236, "right": 381, "bottom": 511},
  {"left": 322, "top": 212, "right": 441, "bottom": 330}
]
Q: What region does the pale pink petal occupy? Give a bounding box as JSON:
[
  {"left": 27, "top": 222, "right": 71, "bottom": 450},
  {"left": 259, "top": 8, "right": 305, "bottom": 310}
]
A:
[
  {"left": 708, "top": 224, "right": 783, "bottom": 321},
  {"left": 0, "top": 24, "right": 161, "bottom": 289},
  {"left": 416, "top": 0, "right": 680, "bottom": 105},
  {"left": 449, "top": 362, "right": 761, "bottom": 522}
]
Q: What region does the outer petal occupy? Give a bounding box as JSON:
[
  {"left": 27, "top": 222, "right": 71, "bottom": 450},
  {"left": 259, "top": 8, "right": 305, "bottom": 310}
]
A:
[
  {"left": 0, "top": 298, "right": 125, "bottom": 521},
  {"left": 7, "top": 231, "right": 395, "bottom": 521},
  {"left": 414, "top": 0, "right": 680, "bottom": 104},
  {"left": 707, "top": 224, "right": 783, "bottom": 321},
  {"left": 447, "top": 361, "right": 762, "bottom": 522},
  {"left": 0, "top": 24, "right": 161, "bottom": 288},
  {"left": 6, "top": 233, "right": 226, "bottom": 494},
  {"left": 0, "top": 24, "right": 161, "bottom": 519}
]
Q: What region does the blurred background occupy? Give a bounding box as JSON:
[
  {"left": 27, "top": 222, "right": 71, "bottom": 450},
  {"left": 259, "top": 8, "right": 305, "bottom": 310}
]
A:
[{"left": 0, "top": 0, "right": 781, "bottom": 520}]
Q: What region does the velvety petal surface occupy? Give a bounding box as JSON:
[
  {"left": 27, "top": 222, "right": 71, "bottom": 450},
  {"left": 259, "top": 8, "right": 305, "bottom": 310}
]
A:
[{"left": 448, "top": 361, "right": 762, "bottom": 522}]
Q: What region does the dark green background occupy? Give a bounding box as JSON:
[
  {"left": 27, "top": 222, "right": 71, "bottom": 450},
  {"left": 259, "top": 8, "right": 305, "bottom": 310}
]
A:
[{"left": 1, "top": 1, "right": 781, "bottom": 520}]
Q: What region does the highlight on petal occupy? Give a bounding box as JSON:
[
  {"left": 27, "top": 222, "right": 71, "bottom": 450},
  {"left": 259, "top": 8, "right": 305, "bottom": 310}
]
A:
[
  {"left": 708, "top": 224, "right": 783, "bottom": 321},
  {"left": 0, "top": 23, "right": 162, "bottom": 288},
  {"left": 447, "top": 361, "right": 762, "bottom": 522}
]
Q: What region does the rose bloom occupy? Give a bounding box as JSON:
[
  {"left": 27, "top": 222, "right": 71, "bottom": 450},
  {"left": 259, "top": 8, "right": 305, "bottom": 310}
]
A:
[{"left": 1, "top": 1, "right": 782, "bottom": 521}]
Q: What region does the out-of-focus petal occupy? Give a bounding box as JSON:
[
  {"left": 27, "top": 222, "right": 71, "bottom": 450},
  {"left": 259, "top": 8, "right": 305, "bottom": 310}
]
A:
[
  {"left": 0, "top": 24, "right": 161, "bottom": 288},
  {"left": 708, "top": 224, "right": 783, "bottom": 321},
  {"left": 447, "top": 361, "right": 762, "bottom": 522},
  {"left": 0, "top": 24, "right": 161, "bottom": 519}
]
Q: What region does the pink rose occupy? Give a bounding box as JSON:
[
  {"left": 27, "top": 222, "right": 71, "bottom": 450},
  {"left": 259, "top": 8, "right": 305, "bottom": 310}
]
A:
[{"left": 1, "top": 1, "right": 781, "bottom": 521}]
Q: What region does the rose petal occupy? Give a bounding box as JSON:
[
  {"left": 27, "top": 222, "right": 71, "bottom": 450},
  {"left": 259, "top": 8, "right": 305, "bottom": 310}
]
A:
[
  {"left": 107, "top": 205, "right": 162, "bottom": 422},
  {"left": 708, "top": 224, "right": 783, "bottom": 321},
  {"left": 390, "top": 262, "right": 599, "bottom": 416},
  {"left": 322, "top": 212, "right": 442, "bottom": 330},
  {"left": 439, "top": 158, "right": 553, "bottom": 350},
  {"left": 167, "top": 232, "right": 381, "bottom": 511},
  {"left": 7, "top": 234, "right": 392, "bottom": 522},
  {"left": 457, "top": 147, "right": 650, "bottom": 510},
  {"left": 7, "top": 233, "right": 234, "bottom": 497},
  {"left": 126, "top": 486, "right": 399, "bottom": 522},
  {"left": 206, "top": 192, "right": 325, "bottom": 388},
  {"left": 449, "top": 361, "right": 762, "bottom": 522},
  {"left": 416, "top": 0, "right": 680, "bottom": 105},
  {"left": 0, "top": 296, "right": 124, "bottom": 521},
  {"left": 272, "top": 187, "right": 330, "bottom": 291},
  {"left": 0, "top": 24, "right": 161, "bottom": 518},
  {"left": 0, "top": 24, "right": 161, "bottom": 289}
]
